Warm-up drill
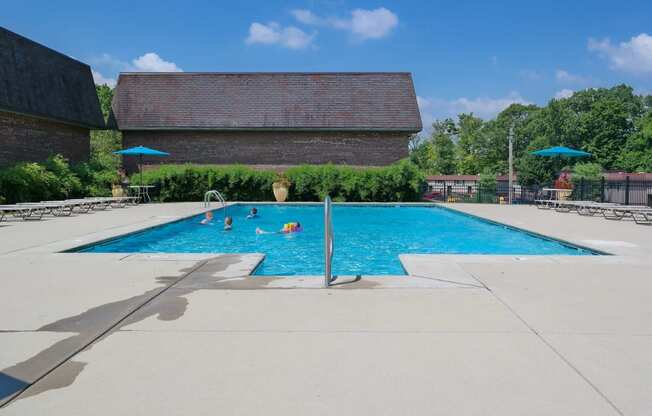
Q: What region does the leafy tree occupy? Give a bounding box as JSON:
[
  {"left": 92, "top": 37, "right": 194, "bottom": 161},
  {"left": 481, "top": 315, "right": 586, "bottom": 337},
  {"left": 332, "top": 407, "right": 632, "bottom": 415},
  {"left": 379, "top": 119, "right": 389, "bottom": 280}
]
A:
[
  {"left": 456, "top": 113, "right": 486, "bottom": 174},
  {"left": 431, "top": 131, "right": 456, "bottom": 174},
  {"left": 515, "top": 137, "right": 556, "bottom": 186},
  {"left": 95, "top": 84, "right": 114, "bottom": 119},
  {"left": 409, "top": 119, "right": 457, "bottom": 174},
  {"left": 409, "top": 140, "right": 436, "bottom": 172},
  {"left": 616, "top": 110, "right": 652, "bottom": 172},
  {"left": 90, "top": 85, "right": 122, "bottom": 170},
  {"left": 571, "top": 162, "right": 603, "bottom": 181}
]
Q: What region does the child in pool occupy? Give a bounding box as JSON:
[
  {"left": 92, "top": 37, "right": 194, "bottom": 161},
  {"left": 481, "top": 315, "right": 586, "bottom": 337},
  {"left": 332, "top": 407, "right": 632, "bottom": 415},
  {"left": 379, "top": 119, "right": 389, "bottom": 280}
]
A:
[
  {"left": 200, "top": 211, "right": 213, "bottom": 225},
  {"left": 256, "top": 222, "right": 302, "bottom": 235},
  {"left": 224, "top": 216, "right": 233, "bottom": 231},
  {"left": 246, "top": 207, "right": 258, "bottom": 219}
]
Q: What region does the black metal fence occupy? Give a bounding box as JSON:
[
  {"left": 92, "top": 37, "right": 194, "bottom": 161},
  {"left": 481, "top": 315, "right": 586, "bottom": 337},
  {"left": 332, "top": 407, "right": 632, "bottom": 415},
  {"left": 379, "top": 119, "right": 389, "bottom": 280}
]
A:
[
  {"left": 426, "top": 177, "right": 652, "bottom": 206},
  {"left": 572, "top": 177, "right": 652, "bottom": 206}
]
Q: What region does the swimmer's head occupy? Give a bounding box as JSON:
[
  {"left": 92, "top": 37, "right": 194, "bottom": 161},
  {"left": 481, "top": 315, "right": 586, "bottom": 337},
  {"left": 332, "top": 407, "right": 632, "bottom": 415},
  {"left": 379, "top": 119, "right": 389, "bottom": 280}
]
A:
[
  {"left": 205, "top": 211, "right": 213, "bottom": 219},
  {"left": 251, "top": 207, "right": 258, "bottom": 214},
  {"left": 225, "top": 216, "right": 233, "bottom": 226}
]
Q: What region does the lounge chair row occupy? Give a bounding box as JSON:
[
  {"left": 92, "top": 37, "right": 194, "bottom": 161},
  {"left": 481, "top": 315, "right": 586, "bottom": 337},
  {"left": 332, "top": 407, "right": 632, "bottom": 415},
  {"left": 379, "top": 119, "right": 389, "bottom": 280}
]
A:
[
  {"left": 534, "top": 199, "right": 652, "bottom": 225},
  {"left": 0, "top": 197, "right": 139, "bottom": 222}
]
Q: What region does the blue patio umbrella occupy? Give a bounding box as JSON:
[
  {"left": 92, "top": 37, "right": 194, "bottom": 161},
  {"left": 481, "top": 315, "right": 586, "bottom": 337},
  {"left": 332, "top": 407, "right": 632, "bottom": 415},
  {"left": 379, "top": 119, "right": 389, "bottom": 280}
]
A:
[
  {"left": 113, "top": 146, "right": 169, "bottom": 184},
  {"left": 530, "top": 146, "right": 591, "bottom": 157}
]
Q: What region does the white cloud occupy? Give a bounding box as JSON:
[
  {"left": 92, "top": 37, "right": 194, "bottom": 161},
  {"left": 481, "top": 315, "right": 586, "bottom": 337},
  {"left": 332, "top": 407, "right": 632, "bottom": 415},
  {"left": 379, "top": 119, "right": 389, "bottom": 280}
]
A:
[
  {"left": 417, "top": 93, "right": 531, "bottom": 133},
  {"left": 555, "top": 69, "right": 589, "bottom": 84},
  {"left": 555, "top": 89, "right": 574, "bottom": 99},
  {"left": 245, "top": 22, "right": 315, "bottom": 49},
  {"left": 88, "top": 52, "right": 182, "bottom": 88},
  {"left": 131, "top": 52, "right": 182, "bottom": 72},
  {"left": 588, "top": 33, "right": 652, "bottom": 74},
  {"left": 291, "top": 9, "right": 321, "bottom": 25},
  {"left": 91, "top": 69, "right": 116, "bottom": 87},
  {"left": 347, "top": 8, "right": 398, "bottom": 39},
  {"left": 291, "top": 7, "right": 398, "bottom": 40}
]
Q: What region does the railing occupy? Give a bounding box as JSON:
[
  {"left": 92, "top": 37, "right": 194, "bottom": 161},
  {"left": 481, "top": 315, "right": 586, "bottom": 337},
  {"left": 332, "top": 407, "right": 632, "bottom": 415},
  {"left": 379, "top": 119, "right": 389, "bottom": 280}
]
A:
[
  {"left": 324, "top": 196, "right": 334, "bottom": 287},
  {"left": 203, "top": 190, "right": 227, "bottom": 216},
  {"left": 425, "top": 179, "right": 652, "bottom": 207}
]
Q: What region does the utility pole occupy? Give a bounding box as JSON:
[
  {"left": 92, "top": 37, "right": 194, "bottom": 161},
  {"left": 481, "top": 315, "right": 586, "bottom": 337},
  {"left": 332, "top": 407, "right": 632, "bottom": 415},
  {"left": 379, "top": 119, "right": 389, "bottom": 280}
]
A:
[{"left": 508, "top": 125, "right": 514, "bottom": 205}]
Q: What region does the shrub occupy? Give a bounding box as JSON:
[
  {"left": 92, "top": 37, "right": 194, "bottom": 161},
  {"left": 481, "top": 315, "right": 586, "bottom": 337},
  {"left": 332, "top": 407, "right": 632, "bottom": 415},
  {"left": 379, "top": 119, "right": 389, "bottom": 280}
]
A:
[
  {"left": 135, "top": 160, "right": 425, "bottom": 202},
  {"left": 0, "top": 155, "right": 81, "bottom": 203},
  {"left": 133, "top": 164, "right": 276, "bottom": 202}
]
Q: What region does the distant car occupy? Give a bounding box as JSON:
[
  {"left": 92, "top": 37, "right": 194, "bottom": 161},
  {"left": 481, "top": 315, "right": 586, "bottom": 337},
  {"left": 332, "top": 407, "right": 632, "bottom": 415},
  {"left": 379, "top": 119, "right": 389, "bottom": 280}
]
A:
[{"left": 423, "top": 191, "right": 443, "bottom": 201}]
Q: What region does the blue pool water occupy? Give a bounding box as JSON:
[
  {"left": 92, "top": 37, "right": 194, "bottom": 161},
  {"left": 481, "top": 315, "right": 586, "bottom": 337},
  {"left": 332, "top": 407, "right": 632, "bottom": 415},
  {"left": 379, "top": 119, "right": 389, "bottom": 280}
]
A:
[{"left": 78, "top": 204, "right": 595, "bottom": 275}]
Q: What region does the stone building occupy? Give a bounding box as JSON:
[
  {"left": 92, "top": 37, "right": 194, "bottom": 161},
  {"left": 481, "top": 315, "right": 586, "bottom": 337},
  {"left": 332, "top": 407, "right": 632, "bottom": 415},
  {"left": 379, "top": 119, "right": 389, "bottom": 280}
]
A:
[
  {"left": 0, "top": 27, "right": 104, "bottom": 166},
  {"left": 109, "top": 72, "right": 421, "bottom": 171}
]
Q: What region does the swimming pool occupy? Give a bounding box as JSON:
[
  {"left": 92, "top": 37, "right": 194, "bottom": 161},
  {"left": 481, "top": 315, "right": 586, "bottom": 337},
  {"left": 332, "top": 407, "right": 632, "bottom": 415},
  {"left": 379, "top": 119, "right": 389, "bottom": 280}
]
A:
[{"left": 76, "top": 204, "right": 597, "bottom": 275}]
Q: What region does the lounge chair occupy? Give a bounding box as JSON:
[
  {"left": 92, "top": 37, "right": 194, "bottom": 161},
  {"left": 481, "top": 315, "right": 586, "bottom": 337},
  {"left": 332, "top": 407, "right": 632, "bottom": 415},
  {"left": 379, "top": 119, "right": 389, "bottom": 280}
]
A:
[
  {"left": 18, "top": 201, "right": 75, "bottom": 216},
  {"left": 574, "top": 201, "right": 622, "bottom": 216},
  {"left": 535, "top": 199, "right": 561, "bottom": 209},
  {"left": 0, "top": 204, "right": 45, "bottom": 221},
  {"left": 601, "top": 205, "right": 652, "bottom": 223}
]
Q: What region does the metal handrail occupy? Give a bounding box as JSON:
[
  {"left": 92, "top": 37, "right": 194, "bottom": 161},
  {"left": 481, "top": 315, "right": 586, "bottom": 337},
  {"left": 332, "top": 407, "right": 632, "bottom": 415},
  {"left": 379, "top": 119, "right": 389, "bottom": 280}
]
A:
[
  {"left": 203, "top": 190, "right": 227, "bottom": 217},
  {"left": 324, "top": 196, "right": 334, "bottom": 287}
]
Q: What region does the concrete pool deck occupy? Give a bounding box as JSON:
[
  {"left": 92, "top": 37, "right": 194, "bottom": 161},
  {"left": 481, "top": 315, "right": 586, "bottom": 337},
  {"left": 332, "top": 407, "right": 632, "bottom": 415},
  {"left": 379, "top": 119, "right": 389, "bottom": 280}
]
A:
[{"left": 1, "top": 202, "right": 651, "bottom": 414}]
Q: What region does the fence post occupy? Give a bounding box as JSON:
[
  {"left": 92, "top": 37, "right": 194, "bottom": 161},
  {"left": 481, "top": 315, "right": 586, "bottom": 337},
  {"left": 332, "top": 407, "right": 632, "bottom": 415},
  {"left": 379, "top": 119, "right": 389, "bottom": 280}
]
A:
[
  {"left": 600, "top": 176, "right": 605, "bottom": 203},
  {"left": 625, "top": 176, "right": 630, "bottom": 205}
]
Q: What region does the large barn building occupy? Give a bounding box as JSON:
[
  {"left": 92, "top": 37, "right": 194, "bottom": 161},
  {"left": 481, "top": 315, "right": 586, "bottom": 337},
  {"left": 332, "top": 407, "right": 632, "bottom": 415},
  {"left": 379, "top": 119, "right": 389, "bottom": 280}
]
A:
[
  {"left": 0, "top": 27, "right": 104, "bottom": 167},
  {"left": 109, "top": 72, "right": 421, "bottom": 171}
]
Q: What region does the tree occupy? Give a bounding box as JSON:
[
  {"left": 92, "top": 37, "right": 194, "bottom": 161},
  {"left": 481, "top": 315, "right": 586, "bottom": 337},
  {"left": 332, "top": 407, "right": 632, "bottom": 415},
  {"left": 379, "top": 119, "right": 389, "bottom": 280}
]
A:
[
  {"left": 431, "top": 132, "right": 456, "bottom": 174},
  {"left": 456, "top": 113, "right": 486, "bottom": 174},
  {"left": 76, "top": 85, "right": 123, "bottom": 195},
  {"left": 571, "top": 162, "right": 603, "bottom": 181},
  {"left": 616, "top": 110, "right": 652, "bottom": 172},
  {"left": 409, "top": 140, "right": 436, "bottom": 172},
  {"left": 95, "top": 84, "right": 114, "bottom": 119},
  {"left": 418, "top": 85, "right": 650, "bottom": 184},
  {"left": 409, "top": 119, "right": 457, "bottom": 174},
  {"left": 515, "top": 137, "right": 556, "bottom": 186}
]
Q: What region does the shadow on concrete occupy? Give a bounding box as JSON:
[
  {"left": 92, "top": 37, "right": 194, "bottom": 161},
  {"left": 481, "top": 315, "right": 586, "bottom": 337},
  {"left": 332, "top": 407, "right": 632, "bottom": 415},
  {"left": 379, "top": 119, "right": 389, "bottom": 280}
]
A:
[{"left": 328, "top": 275, "right": 362, "bottom": 286}]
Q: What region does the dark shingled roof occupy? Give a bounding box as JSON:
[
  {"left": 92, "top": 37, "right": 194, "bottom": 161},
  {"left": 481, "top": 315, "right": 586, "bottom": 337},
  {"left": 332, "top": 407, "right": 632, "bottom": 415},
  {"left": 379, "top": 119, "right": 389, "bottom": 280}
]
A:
[
  {"left": 0, "top": 27, "right": 104, "bottom": 128},
  {"left": 111, "top": 72, "right": 422, "bottom": 131}
]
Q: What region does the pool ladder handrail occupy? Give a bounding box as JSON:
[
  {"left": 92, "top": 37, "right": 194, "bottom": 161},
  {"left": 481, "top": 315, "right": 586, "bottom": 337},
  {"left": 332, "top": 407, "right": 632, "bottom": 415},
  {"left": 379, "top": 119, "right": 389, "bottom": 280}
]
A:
[
  {"left": 203, "top": 190, "right": 227, "bottom": 217},
  {"left": 324, "top": 196, "right": 334, "bottom": 287}
]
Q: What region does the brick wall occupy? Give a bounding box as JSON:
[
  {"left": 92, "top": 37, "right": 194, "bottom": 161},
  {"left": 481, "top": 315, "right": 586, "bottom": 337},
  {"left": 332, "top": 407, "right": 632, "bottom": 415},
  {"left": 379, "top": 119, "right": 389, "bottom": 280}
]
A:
[
  {"left": 0, "top": 111, "right": 90, "bottom": 167},
  {"left": 121, "top": 130, "right": 409, "bottom": 172}
]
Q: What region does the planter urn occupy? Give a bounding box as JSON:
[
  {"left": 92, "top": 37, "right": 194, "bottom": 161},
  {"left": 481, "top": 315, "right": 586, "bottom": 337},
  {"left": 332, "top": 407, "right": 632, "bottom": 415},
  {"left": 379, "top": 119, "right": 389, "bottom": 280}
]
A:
[
  {"left": 111, "top": 184, "right": 124, "bottom": 197},
  {"left": 272, "top": 182, "right": 289, "bottom": 202}
]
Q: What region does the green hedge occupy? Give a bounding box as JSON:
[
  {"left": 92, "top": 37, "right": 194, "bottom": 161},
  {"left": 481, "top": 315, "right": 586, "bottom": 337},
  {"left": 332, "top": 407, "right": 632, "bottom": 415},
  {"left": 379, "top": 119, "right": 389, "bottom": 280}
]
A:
[
  {"left": 135, "top": 160, "right": 425, "bottom": 202},
  {"left": 0, "top": 154, "right": 117, "bottom": 204}
]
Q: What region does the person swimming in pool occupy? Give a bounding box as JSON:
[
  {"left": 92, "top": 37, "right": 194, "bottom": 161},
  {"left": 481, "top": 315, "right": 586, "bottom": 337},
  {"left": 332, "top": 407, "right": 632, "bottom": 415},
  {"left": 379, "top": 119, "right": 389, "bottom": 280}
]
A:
[
  {"left": 246, "top": 207, "right": 258, "bottom": 219},
  {"left": 200, "top": 211, "right": 213, "bottom": 225},
  {"left": 224, "top": 216, "right": 233, "bottom": 231},
  {"left": 256, "top": 222, "right": 302, "bottom": 235}
]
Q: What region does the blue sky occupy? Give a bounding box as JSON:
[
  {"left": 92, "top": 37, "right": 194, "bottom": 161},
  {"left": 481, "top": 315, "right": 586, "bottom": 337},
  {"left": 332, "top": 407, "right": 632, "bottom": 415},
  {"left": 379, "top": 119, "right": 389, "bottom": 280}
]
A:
[{"left": 3, "top": 0, "right": 651, "bottom": 125}]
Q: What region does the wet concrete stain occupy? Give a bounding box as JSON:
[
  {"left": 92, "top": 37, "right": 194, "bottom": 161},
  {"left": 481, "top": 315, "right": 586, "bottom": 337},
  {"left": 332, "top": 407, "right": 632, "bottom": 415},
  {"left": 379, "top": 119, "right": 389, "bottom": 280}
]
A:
[
  {"left": 18, "top": 362, "right": 87, "bottom": 400},
  {"left": 0, "top": 254, "right": 244, "bottom": 406}
]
